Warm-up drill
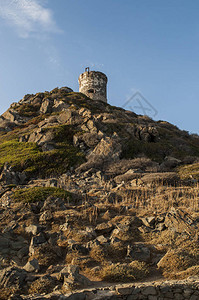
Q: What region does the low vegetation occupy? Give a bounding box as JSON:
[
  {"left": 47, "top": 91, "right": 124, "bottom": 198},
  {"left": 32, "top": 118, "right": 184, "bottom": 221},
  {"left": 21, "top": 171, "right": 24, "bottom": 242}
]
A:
[
  {"left": 0, "top": 87, "right": 199, "bottom": 295},
  {"left": 28, "top": 276, "right": 57, "bottom": 295},
  {"left": 0, "top": 137, "right": 85, "bottom": 178},
  {"left": 158, "top": 249, "right": 198, "bottom": 279},
  {"left": 99, "top": 261, "right": 149, "bottom": 282},
  {"left": 178, "top": 162, "right": 199, "bottom": 180},
  {"left": 12, "top": 187, "right": 71, "bottom": 203}
]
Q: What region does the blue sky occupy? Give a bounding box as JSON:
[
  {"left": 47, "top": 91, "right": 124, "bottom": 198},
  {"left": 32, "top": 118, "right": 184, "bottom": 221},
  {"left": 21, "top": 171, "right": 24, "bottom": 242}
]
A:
[{"left": 0, "top": 0, "right": 198, "bottom": 133}]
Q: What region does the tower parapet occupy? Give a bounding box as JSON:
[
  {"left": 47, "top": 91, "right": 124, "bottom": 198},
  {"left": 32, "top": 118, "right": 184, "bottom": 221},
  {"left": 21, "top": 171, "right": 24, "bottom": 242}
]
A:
[{"left": 78, "top": 68, "right": 108, "bottom": 103}]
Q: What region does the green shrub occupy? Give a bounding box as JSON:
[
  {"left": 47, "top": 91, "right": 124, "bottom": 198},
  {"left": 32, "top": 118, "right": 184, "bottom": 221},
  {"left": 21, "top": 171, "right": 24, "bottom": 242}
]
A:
[
  {"left": 0, "top": 140, "right": 41, "bottom": 168},
  {"left": 122, "top": 139, "right": 171, "bottom": 162},
  {"left": 12, "top": 187, "right": 71, "bottom": 203},
  {"left": 0, "top": 138, "right": 85, "bottom": 178},
  {"left": 14, "top": 103, "right": 40, "bottom": 117}
]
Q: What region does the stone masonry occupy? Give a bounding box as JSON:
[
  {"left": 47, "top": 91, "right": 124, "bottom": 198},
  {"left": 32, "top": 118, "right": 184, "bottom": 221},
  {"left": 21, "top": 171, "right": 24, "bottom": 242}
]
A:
[
  {"left": 21, "top": 277, "right": 199, "bottom": 299},
  {"left": 78, "top": 68, "right": 108, "bottom": 103}
]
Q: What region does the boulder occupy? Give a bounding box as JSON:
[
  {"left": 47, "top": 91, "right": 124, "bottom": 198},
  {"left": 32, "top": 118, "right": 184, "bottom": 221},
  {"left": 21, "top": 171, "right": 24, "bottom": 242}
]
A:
[
  {"left": 0, "top": 266, "right": 27, "bottom": 288},
  {"left": 141, "top": 216, "right": 156, "bottom": 228},
  {"left": 2, "top": 109, "right": 25, "bottom": 124},
  {"left": 28, "top": 128, "right": 54, "bottom": 145},
  {"left": 60, "top": 87, "right": 73, "bottom": 93},
  {"left": 96, "top": 235, "right": 108, "bottom": 244},
  {"left": 165, "top": 207, "right": 197, "bottom": 236},
  {"left": 95, "top": 222, "right": 114, "bottom": 235},
  {"left": 88, "top": 136, "right": 122, "bottom": 161},
  {"left": 29, "top": 234, "right": 47, "bottom": 255},
  {"left": 39, "top": 210, "right": 53, "bottom": 222},
  {"left": 127, "top": 243, "right": 151, "bottom": 262},
  {"left": 0, "top": 236, "right": 10, "bottom": 249},
  {"left": 135, "top": 172, "right": 180, "bottom": 186},
  {"left": 0, "top": 163, "right": 26, "bottom": 185},
  {"left": 40, "top": 98, "right": 53, "bottom": 114},
  {"left": 24, "top": 258, "right": 40, "bottom": 273},
  {"left": 25, "top": 225, "right": 42, "bottom": 236},
  {"left": 114, "top": 169, "right": 141, "bottom": 183},
  {"left": 58, "top": 265, "right": 91, "bottom": 290},
  {"left": 53, "top": 100, "right": 70, "bottom": 112},
  {"left": 160, "top": 156, "right": 182, "bottom": 171},
  {"left": 3, "top": 220, "right": 19, "bottom": 233}
]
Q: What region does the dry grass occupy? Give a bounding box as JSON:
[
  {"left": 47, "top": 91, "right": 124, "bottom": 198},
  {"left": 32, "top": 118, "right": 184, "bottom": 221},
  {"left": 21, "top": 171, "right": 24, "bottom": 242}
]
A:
[
  {"left": 0, "top": 287, "right": 19, "bottom": 300},
  {"left": 157, "top": 249, "right": 197, "bottom": 279},
  {"left": 65, "top": 250, "right": 80, "bottom": 264},
  {"left": 174, "top": 265, "right": 199, "bottom": 279},
  {"left": 101, "top": 183, "right": 199, "bottom": 215},
  {"left": 98, "top": 261, "right": 149, "bottom": 282},
  {"left": 89, "top": 245, "right": 106, "bottom": 263},
  {"left": 64, "top": 229, "right": 93, "bottom": 243},
  {"left": 105, "top": 242, "right": 127, "bottom": 262},
  {"left": 31, "top": 244, "right": 61, "bottom": 267},
  {"left": 28, "top": 276, "right": 57, "bottom": 294}
]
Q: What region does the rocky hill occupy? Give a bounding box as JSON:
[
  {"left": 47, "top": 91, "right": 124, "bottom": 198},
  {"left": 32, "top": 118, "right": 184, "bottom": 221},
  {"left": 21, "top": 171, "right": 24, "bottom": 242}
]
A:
[{"left": 0, "top": 87, "right": 199, "bottom": 299}]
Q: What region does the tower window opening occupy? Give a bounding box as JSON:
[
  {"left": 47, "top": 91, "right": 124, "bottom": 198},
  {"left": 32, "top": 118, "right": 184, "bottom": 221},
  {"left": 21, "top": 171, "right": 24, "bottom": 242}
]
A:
[{"left": 88, "top": 89, "right": 95, "bottom": 94}]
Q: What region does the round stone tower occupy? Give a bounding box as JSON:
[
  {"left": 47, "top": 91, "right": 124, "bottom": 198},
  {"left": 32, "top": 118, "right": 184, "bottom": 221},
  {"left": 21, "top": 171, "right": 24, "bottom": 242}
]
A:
[{"left": 78, "top": 68, "right": 108, "bottom": 103}]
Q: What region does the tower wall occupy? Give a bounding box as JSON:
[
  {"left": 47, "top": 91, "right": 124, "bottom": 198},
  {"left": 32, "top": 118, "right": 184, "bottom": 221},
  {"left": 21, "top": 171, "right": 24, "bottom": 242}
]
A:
[{"left": 78, "top": 70, "right": 108, "bottom": 103}]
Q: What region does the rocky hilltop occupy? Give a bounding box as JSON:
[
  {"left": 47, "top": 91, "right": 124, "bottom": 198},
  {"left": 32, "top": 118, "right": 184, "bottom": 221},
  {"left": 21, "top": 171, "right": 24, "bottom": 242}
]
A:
[{"left": 0, "top": 88, "right": 199, "bottom": 299}]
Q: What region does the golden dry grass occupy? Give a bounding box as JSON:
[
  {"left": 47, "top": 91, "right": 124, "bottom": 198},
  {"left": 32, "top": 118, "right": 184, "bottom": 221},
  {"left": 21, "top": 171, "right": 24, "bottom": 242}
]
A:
[
  {"left": 157, "top": 249, "right": 197, "bottom": 279},
  {"left": 98, "top": 261, "right": 149, "bottom": 282}
]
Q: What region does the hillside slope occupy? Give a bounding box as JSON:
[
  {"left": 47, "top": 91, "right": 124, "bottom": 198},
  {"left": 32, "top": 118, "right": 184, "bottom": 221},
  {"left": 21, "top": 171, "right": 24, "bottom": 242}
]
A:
[{"left": 0, "top": 87, "right": 199, "bottom": 299}]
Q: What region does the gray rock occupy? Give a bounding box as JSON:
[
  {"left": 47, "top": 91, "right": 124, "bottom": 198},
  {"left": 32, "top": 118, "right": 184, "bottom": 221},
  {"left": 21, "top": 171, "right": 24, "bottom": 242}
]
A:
[
  {"left": 141, "top": 216, "right": 156, "bottom": 228},
  {"left": 127, "top": 243, "right": 151, "bottom": 262},
  {"left": 60, "top": 87, "right": 73, "bottom": 93},
  {"left": 17, "top": 246, "right": 29, "bottom": 260},
  {"left": 60, "top": 265, "right": 92, "bottom": 290},
  {"left": 96, "top": 235, "right": 108, "bottom": 244},
  {"left": 0, "top": 163, "right": 26, "bottom": 185},
  {"left": 39, "top": 210, "right": 53, "bottom": 222},
  {"left": 0, "top": 236, "right": 10, "bottom": 249},
  {"left": 41, "top": 143, "right": 56, "bottom": 152},
  {"left": 165, "top": 207, "right": 197, "bottom": 235},
  {"left": 25, "top": 224, "right": 42, "bottom": 236},
  {"left": 155, "top": 223, "right": 166, "bottom": 231},
  {"left": 95, "top": 222, "right": 113, "bottom": 235},
  {"left": 160, "top": 156, "right": 182, "bottom": 171},
  {"left": 24, "top": 258, "right": 39, "bottom": 273},
  {"left": 29, "top": 234, "right": 47, "bottom": 255},
  {"left": 88, "top": 136, "right": 122, "bottom": 162},
  {"left": 30, "top": 234, "right": 46, "bottom": 246},
  {"left": 40, "top": 98, "right": 53, "bottom": 114},
  {"left": 142, "top": 286, "right": 157, "bottom": 295},
  {"left": 2, "top": 220, "right": 19, "bottom": 233},
  {"left": 0, "top": 266, "right": 27, "bottom": 288}
]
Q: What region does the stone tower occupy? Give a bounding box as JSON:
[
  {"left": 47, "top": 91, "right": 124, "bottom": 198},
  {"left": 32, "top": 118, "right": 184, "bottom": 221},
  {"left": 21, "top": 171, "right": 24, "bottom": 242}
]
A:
[{"left": 78, "top": 68, "right": 108, "bottom": 103}]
